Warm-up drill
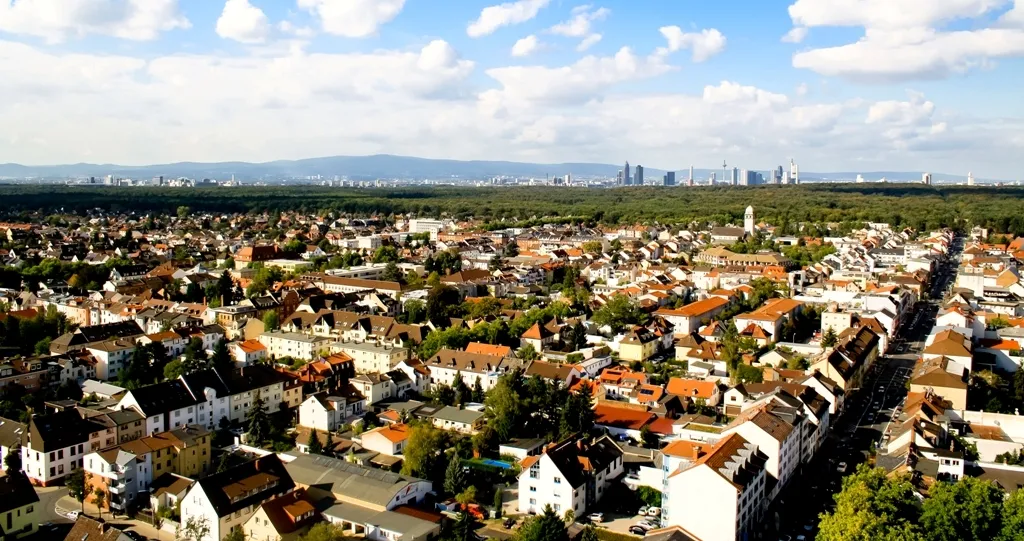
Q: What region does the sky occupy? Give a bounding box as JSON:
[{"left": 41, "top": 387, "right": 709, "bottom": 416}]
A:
[{"left": 1, "top": 0, "right": 1024, "bottom": 178}]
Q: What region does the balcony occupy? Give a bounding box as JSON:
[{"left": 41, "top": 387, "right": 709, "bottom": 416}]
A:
[{"left": 108, "top": 483, "right": 127, "bottom": 495}]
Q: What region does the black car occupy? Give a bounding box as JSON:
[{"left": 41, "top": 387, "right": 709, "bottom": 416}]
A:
[
  {"left": 124, "top": 531, "right": 147, "bottom": 541},
  {"left": 630, "top": 525, "right": 649, "bottom": 535},
  {"left": 503, "top": 517, "right": 517, "bottom": 529}
]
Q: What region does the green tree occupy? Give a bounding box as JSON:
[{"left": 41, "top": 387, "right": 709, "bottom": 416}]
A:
[
  {"left": 401, "top": 424, "right": 446, "bottom": 480},
  {"left": 34, "top": 337, "right": 51, "bottom": 355},
  {"left": 223, "top": 529, "right": 247, "bottom": 541},
  {"left": 178, "top": 516, "right": 212, "bottom": 541},
  {"left": 451, "top": 511, "right": 477, "bottom": 541},
  {"left": 822, "top": 326, "right": 839, "bottom": 348},
  {"left": 426, "top": 285, "right": 462, "bottom": 326},
  {"left": 444, "top": 452, "right": 467, "bottom": 496},
  {"left": 298, "top": 522, "right": 348, "bottom": 541},
  {"left": 484, "top": 375, "right": 522, "bottom": 442},
  {"left": 402, "top": 299, "right": 427, "bottom": 324},
  {"left": 246, "top": 390, "right": 272, "bottom": 446},
  {"left": 581, "top": 240, "right": 603, "bottom": 254},
  {"left": 307, "top": 430, "right": 324, "bottom": 455},
  {"left": 176, "top": 206, "right": 190, "bottom": 219},
  {"left": 453, "top": 373, "right": 471, "bottom": 406},
  {"left": 164, "top": 359, "right": 186, "bottom": 380},
  {"left": 640, "top": 425, "right": 660, "bottom": 449},
  {"left": 517, "top": 344, "right": 539, "bottom": 361},
  {"left": 427, "top": 271, "right": 441, "bottom": 288},
  {"left": 999, "top": 487, "right": 1024, "bottom": 541},
  {"left": 559, "top": 382, "right": 595, "bottom": 437},
  {"left": 817, "top": 464, "right": 922, "bottom": 541},
  {"left": 372, "top": 245, "right": 400, "bottom": 263},
  {"left": 580, "top": 525, "right": 600, "bottom": 541},
  {"left": 591, "top": 295, "right": 648, "bottom": 333},
  {"left": 93, "top": 488, "right": 107, "bottom": 518},
  {"left": 493, "top": 488, "right": 504, "bottom": 519},
  {"left": 382, "top": 261, "right": 402, "bottom": 282},
  {"left": 212, "top": 338, "right": 233, "bottom": 373},
  {"left": 920, "top": 476, "right": 1004, "bottom": 541},
  {"left": 4, "top": 444, "right": 21, "bottom": 473},
  {"left": 263, "top": 311, "right": 280, "bottom": 331},
  {"left": 66, "top": 469, "right": 86, "bottom": 511},
  {"left": 471, "top": 378, "right": 485, "bottom": 403},
  {"left": 517, "top": 505, "right": 569, "bottom": 541},
  {"left": 456, "top": 486, "right": 477, "bottom": 507}
]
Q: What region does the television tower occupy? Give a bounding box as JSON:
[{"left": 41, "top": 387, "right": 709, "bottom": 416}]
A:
[{"left": 721, "top": 160, "right": 727, "bottom": 187}]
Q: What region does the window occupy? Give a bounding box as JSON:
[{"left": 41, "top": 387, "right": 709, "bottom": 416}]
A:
[
  {"left": 554, "top": 477, "right": 561, "bottom": 484},
  {"left": 529, "top": 498, "right": 536, "bottom": 505},
  {"left": 529, "top": 486, "right": 536, "bottom": 492}
]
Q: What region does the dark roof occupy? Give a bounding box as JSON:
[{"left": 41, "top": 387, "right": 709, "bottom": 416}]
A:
[
  {"left": 543, "top": 435, "right": 623, "bottom": 489},
  {"left": 123, "top": 380, "right": 203, "bottom": 416},
  {"left": 0, "top": 417, "right": 27, "bottom": 449},
  {"left": 74, "top": 320, "right": 145, "bottom": 343},
  {"left": 0, "top": 473, "right": 39, "bottom": 514},
  {"left": 194, "top": 454, "right": 294, "bottom": 518},
  {"left": 28, "top": 410, "right": 104, "bottom": 452}
]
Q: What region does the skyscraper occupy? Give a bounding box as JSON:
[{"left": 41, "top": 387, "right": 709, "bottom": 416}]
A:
[
  {"left": 777, "top": 165, "right": 784, "bottom": 184},
  {"left": 790, "top": 159, "right": 800, "bottom": 185},
  {"left": 664, "top": 171, "right": 676, "bottom": 186},
  {"left": 624, "top": 162, "right": 631, "bottom": 185},
  {"left": 922, "top": 173, "right": 932, "bottom": 185},
  {"left": 739, "top": 169, "right": 749, "bottom": 186},
  {"left": 635, "top": 165, "right": 644, "bottom": 185},
  {"left": 688, "top": 165, "right": 694, "bottom": 185},
  {"left": 732, "top": 167, "right": 739, "bottom": 186},
  {"left": 968, "top": 172, "right": 975, "bottom": 186}
]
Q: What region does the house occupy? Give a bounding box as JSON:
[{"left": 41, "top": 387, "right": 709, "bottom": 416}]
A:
[
  {"left": 809, "top": 326, "right": 880, "bottom": 392},
  {"left": 662, "top": 433, "right": 768, "bottom": 541},
  {"left": 618, "top": 326, "right": 660, "bottom": 362},
  {"left": 231, "top": 339, "right": 268, "bottom": 366},
  {"left": 723, "top": 403, "right": 804, "bottom": 500},
  {"left": 360, "top": 423, "right": 410, "bottom": 457},
  {"left": 298, "top": 391, "right": 366, "bottom": 433},
  {"left": 62, "top": 515, "right": 133, "bottom": 541},
  {"left": 733, "top": 299, "right": 805, "bottom": 345},
  {"left": 330, "top": 341, "right": 410, "bottom": 374},
  {"left": 523, "top": 360, "right": 582, "bottom": 387},
  {"left": 0, "top": 418, "right": 27, "bottom": 474},
  {"left": 517, "top": 435, "right": 624, "bottom": 516},
  {"left": 520, "top": 321, "right": 560, "bottom": 351},
  {"left": 260, "top": 331, "right": 330, "bottom": 361},
  {"left": 654, "top": 297, "right": 730, "bottom": 334},
  {"left": 593, "top": 403, "right": 656, "bottom": 439},
  {"left": 180, "top": 454, "right": 295, "bottom": 541},
  {"left": 922, "top": 329, "right": 974, "bottom": 374},
  {"left": 0, "top": 473, "right": 40, "bottom": 539},
  {"left": 665, "top": 377, "right": 721, "bottom": 408},
  {"left": 425, "top": 349, "right": 517, "bottom": 393},
  {"left": 498, "top": 438, "right": 547, "bottom": 460},
  {"left": 242, "top": 488, "right": 321, "bottom": 541},
  {"left": 909, "top": 357, "right": 969, "bottom": 410},
  {"left": 21, "top": 409, "right": 105, "bottom": 486},
  {"left": 430, "top": 406, "right": 485, "bottom": 434}
]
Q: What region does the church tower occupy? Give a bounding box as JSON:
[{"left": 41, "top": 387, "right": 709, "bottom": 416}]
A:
[{"left": 744, "top": 205, "right": 755, "bottom": 236}]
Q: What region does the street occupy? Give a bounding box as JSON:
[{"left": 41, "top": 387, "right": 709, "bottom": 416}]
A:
[{"left": 767, "top": 234, "right": 962, "bottom": 539}]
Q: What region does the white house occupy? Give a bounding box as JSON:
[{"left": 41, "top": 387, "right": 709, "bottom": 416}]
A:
[
  {"left": 85, "top": 338, "right": 136, "bottom": 381},
  {"left": 260, "top": 331, "right": 330, "bottom": 361},
  {"left": 517, "top": 436, "right": 623, "bottom": 517},
  {"left": 425, "top": 350, "right": 517, "bottom": 393},
  {"left": 663, "top": 433, "right": 768, "bottom": 540},
  {"left": 21, "top": 410, "right": 100, "bottom": 486},
  {"left": 298, "top": 393, "right": 365, "bottom": 433},
  {"left": 723, "top": 404, "right": 803, "bottom": 501}
]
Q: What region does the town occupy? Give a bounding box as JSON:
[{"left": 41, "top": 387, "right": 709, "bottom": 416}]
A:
[{"left": 0, "top": 200, "right": 1022, "bottom": 541}]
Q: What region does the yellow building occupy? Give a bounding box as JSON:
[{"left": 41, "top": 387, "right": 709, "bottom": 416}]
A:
[
  {"left": 618, "top": 327, "right": 658, "bottom": 362},
  {"left": 140, "top": 425, "right": 213, "bottom": 478},
  {"left": 0, "top": 474, "right": 40, "bottom": 539}
]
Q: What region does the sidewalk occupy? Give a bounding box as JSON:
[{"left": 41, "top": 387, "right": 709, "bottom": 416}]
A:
[{"left": 56, "top": 495, "right": 168, "bottom": 540}]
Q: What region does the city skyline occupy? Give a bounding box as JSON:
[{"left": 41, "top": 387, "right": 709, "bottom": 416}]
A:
[{"left": 1, "top": 0, "right": 1024, "bottom": 176}]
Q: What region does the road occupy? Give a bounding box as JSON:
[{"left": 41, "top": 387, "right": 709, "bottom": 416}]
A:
[{"left": 766, "top": 234, "right": 963, "bottom": 539}]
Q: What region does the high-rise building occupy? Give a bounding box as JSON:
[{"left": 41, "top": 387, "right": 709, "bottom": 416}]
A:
[
  {"left": 732, "top": 167, "right": 739, "bottom": 186},
  {"left": 922, "top": 173, "right": 932, "bottom": 185},
  {"left": 790, "top": 159, "right": 800, "bottom": 185},
  {"left": 664, "top": 171, "right": 676, "bottom": 186},
  {"left": 709, "top": 172, "right": 717, "bottom": 183},
  {"left": 635, "top": 165, "right": 644, "bottom": 185},
  {"left": 688, "top": 165, "right": 694, "bottom": 184},
  {"left": 777, "top": 166, "right": 784, "bottom": 184},
  {"left": 739, "top": 169, "right": 749, "bottom": 186},
  {"left": 968, "top": 172, "right": 975, "bottom": 186},
  {"left": 617, "top": 170, "right": 623, "bottom": 184},
  {"left": 856, "top": 174, "right": 865, "bottom": 183},
  {"left": 624, "top": 162, "right": 631, "bottom": 185}
]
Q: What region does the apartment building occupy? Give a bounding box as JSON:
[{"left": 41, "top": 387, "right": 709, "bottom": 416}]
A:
[
  {"left": 425, "top": 349, "right": 518, "bottom": 393},
  {"left": 723, "top": 404, "right": 803, "bottom": 501},
  {"left": 663, "top": 433, "right": 768, "bottom": 541},
  {"left": 517, "top": 436, "right": 624, "bottom": 517},
  {"left": 21, "top": 409, "right": 104, "bottom": 486}
]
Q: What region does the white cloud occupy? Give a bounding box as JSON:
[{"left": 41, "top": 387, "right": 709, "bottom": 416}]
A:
[
  {"left": 216, "top": 0, "right": 270, "bottom": 44},
  {"left": 1001, "top": 0, "right": 1024, "bottom": 27},
  {"left": 577, "top": 33, "right": 602, "bottom": 51},
  {"left": 0, "top": 0, "right": 190, "bottom": 43},
  {"left": 0, "top": 38, "right": 1019, "bottom": 177},
  {"left": 297, "top": 0, "right": 405, "bottom": 38},
  {"left": 788, "top": 0, "right": 1024, "bottom": 81},
  {"left": 781, "top": 27, "right": 808, "bottom": 43},
  {"left": 467, "top": 0, "right": 550, "bottom": 38},
  {"left": 483, "top": 47, "right": 674, "bottom": 106},
  {"left": 511, "top": 35, "right": 541, "bottom": 57},
  {"left": 547, "top": 5, "right": 608, "bottom": 52},
  {"left": 657, "top": 27, "right": 727, "bottom": 62},
  {"left": 278, "top": 20, "right": 316, "bottom": 38},
  {"left": 795, "top": 82, "right": 809, "bottom": 96}
]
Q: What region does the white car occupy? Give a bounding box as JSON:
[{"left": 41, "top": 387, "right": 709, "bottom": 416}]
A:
[
  {"left": 586, "top": 513, "right": 605, "bottom": 523},
  {"left": 646, "top": 507, "right": 661, "bottom": 517},
  {"left": 837, "top": 462, "right": 848, "bottom": 473},
  {"left": 637, "top": 520, "right": 659, "bottom": 530},
  {"left": 66, "top": 510, "right": 80, "bottom": 520}
]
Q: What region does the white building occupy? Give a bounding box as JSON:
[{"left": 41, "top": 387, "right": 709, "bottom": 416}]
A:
[
  {"left": 517, "top": 436, "right": 623, "bottom": 517},
  {"left": 723, "top": 404, "right": 803, "bottom": 501},
  {"left": 424, "top": 349, "right": 518, "bottom": 393},
  {"left": 297, "top": 393, "right": 365, "bottom": 433},
  {"left": 260, "top": 331, "right": 330, "bottom": 361},
  {"left": 663, "top": 433, "right": 768, "bottom": 541},
  {"left": 21, "top": 410, "right": 98, "bottom": 486}
]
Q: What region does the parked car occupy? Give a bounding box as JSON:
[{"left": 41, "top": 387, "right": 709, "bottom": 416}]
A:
[
  {"left": 65, "top": 511, "right": 79, "bottom": 520},
  {"left": 124, "top": 531, "right": 146, "bottom": 541},
  {"left": 646, "top": 507, "right": 661, "bottom": 517},
  {"left": 503, "top": 517, "right": 517, "bottom": 529},
  {"left": 836, "top": 462, "right": 848, "bottom": 473},
  {"left": 638, "top": 505, "right": 649, "bottom": 516},
  {"left": 629, "top": 525, "right": 649, "bottom": 535},
  {"left": 587, "top": 512, "right": 605, "bottom": 523},
  {"left": 637, "top": 520, "right": 659, "bottom": 530}
]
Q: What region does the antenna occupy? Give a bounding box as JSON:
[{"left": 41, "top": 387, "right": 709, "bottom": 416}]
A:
[{"left": 722, "top": 160, "right": 728, "bottom": 186}]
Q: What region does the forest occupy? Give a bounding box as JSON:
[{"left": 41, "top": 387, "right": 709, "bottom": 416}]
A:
[{"left": 2, "top": 183, "right": 1024, "bottom": 234}]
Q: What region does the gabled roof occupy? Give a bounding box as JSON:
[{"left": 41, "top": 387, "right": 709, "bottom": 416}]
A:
[
  {"left": 593, "top": 403, "right": 656, "bottom": 431},
  {"left": 194, "top": 454, "right": 294, "bottom": 518},
  {"left": 666, "top": 378, "right": 717, "bottom": 399},
  {"left": 0, "top": 472, "right": 39, "bottom": 514}
]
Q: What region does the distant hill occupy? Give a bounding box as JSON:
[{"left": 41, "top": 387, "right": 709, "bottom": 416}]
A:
[{"left": 0, "top": 154, "right": 987, "bottom": 182}]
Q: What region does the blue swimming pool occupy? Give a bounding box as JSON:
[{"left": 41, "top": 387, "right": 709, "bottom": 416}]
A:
[{"left": 478, "top": 458, "right": 513, "bottom": 469}]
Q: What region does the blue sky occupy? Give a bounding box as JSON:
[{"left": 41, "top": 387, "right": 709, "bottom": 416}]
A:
[{"left": 1, "top": 0, "right": 1024, "bottom": 178}]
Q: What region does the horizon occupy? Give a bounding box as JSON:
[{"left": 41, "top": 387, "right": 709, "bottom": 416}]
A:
[{"left": 1, "top": 1, "right": 1023, "bottom": 177}]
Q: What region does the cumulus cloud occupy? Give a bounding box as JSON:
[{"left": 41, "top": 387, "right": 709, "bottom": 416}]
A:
[
  {"left": 298, "top": 0, "right": 405, "bottom": 38},
  {"left": 216, "top": 0, "right": 270, "bottom": 44},
  {"left": 468, "top": 0, "right": 550, "bottom": 37},
  {"left": 787, "top": 0, "right": 1024, "bottom": 81},
  {"left": 0, "top": 0, "right": 190, "bottom": 43},
  {"left": 547, "top": 5, "right": 608, "bottom": 50},
  {"left": 577, "top": 33, "right": 602, "bottom": 51},
  {"left": 511, "top": 35, "right": 541, "bottom": 57},
  {"left": 657, "top": 27, "right": 727, "bottom": 62}
]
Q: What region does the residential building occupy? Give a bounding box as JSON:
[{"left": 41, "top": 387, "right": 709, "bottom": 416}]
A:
[
  {"left": 655, "top": 297, "right": 730, "bottom": 334},
  {"left": 230, "top": 339, "right": 268, "bottom": 366},
  {"left": 425, "top": 349, "right": 517, "bottom": 393},
  {"left": 298, "top": 392, "right": 365, "bottom": 433},
  {"left": 285, "top": 453, "right": 432, "bottom": 511},
  {"left": 260, "top": 331, "right": 330, "bottom": 361},
  {"left": 330, "top": 341, "right": 410, "bottom": 374},
  {"left": 429, "top": 406, "right": 485, "bottom": 434},
  {"left": 517, "top": 435, "right": 624, "bottom": 516},
  {"left": 360, "top": 424, "right": 410, "bottom": 457},
  {"left": 180, "top": 454, "right": 295, "bottom": 541},
  {"left": 0, "top": 473, "right": 39, "bottom": 539},
  {"left": 242, "top": 488, "right": 321, "bottom": 541},
  {"left": 62, "top": 515, "right": 133, "bottom": 541},
  {"left": 21, "top": 409, "right": 103, "bottom": 486},
  {"left": 723, "top": 404, "right": 803, "bottom": 501},
  {"left": 663, "top": 433, "right": 767, "bottom": 541}
]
